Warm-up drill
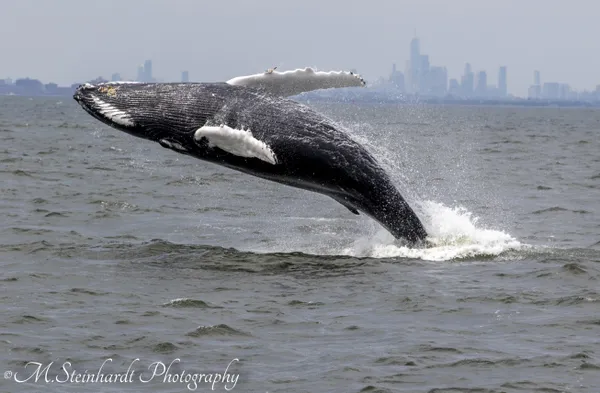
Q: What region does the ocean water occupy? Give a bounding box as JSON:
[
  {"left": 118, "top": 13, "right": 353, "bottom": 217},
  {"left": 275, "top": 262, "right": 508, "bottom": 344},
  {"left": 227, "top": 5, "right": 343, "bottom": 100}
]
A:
[{"left": 1, "top": 96, "right": 599, "bottom": 392}]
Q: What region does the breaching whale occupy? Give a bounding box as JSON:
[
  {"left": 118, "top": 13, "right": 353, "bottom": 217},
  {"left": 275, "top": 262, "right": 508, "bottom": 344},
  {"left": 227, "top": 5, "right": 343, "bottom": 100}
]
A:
[{"left": 73, "top": 68, "right": 428, "bottom": 243}]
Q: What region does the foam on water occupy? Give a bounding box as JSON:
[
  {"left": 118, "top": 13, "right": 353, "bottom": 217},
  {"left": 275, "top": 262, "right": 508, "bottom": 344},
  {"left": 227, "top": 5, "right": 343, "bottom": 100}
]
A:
[{"left": 341, "top": 201, "right": 524, "bottom": 261}]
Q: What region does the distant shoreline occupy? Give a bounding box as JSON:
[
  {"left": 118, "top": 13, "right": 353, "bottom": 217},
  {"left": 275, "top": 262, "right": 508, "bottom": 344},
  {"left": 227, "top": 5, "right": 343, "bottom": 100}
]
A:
[
  {"left": 296, "top": 94, "right": 600, "bottom": 108},
  {"left": 2, "top": 90, "right": 599, "bottom": 108}
]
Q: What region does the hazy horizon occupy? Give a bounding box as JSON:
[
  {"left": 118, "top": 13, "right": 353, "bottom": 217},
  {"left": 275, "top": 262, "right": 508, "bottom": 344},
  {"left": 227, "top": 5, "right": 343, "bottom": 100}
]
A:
[{"left": 2, "top": 0, "right": 599, "bottom": 96}]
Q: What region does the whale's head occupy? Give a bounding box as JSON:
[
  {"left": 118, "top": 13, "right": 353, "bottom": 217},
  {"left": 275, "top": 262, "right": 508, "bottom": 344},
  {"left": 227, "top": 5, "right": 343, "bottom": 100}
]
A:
[
  {"left": 73, "top": 82, "right": 222, "bottom": 154},
  {"left": 73, "top": 82, "right": 150, "bottom": 137}
]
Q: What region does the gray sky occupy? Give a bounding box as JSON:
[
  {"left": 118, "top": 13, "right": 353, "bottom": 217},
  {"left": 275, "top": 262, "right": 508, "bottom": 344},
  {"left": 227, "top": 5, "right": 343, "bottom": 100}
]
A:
[{"left": 2, "top": 0, "right": 598, "bottom": 96}]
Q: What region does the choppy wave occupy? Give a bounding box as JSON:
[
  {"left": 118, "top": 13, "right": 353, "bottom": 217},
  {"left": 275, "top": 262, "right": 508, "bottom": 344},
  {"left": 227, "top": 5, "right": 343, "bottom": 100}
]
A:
[{"left": 6, "top": 196, "right": 590, "bottom": 264}]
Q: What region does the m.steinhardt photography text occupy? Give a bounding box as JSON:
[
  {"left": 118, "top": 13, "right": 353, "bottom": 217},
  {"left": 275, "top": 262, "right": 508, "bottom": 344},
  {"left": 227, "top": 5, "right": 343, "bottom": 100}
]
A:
[{"left": 5, "top": 358, "right": 240, "bottom": 391}]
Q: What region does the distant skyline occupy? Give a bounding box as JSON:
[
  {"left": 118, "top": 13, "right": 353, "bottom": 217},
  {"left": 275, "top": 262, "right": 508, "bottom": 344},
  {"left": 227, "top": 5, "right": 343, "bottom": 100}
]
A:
[{"left": 2, "top": 0, "right": 599, "bottom": 96}]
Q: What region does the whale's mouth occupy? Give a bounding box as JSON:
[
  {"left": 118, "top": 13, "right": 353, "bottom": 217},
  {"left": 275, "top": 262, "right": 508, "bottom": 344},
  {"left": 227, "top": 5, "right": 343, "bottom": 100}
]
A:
[
  {"left": 74, "top": 83, "right": 137, "bottom": 129},
  {"left": 73, "top": 84, "right": 98, "bottom": 117}
]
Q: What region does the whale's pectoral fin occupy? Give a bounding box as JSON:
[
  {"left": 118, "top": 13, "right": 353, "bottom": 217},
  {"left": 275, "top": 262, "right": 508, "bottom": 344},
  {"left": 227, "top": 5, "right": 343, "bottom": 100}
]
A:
[
  {"left": 226, "top": 67, "right": 366, "bottom": 97},
  {"left": 194, "top": 124, "right": 278, "bottom": 165}
]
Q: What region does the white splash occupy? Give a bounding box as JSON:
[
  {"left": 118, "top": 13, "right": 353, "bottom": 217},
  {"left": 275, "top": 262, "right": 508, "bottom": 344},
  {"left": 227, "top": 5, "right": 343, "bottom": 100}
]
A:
[
  {"left": 342, "top": 201, "right": 524, "bottom": 261},
  {"left": 91, "top": 96, "right": 134, "bottom": 127},
  {"left": 194, "top": 124, "right": 277, "bottom": 165},
  {"left": 226, "top": 67, "right": 366, "bottom": 97}
]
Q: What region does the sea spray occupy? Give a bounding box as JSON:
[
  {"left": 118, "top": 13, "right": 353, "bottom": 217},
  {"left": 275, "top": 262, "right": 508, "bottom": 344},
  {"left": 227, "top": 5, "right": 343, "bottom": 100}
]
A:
[{"left": 342, "top": 201, "right": 523, "bottom": 261}]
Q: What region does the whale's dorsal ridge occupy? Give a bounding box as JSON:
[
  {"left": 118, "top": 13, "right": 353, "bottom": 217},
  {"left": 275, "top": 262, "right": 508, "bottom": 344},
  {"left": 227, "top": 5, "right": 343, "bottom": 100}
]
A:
[
  {"left": 226, "top": 67, "right": 366, "bottom": 97},
  {"left": 194, "top": 124, "right": 278, "bottom": 165}
]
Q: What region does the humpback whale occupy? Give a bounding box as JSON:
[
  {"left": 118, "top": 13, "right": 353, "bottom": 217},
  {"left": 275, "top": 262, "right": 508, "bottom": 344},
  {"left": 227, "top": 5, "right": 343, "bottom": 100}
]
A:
[{"left": 74, "top": 68, "right": 428, "bottom": 243}]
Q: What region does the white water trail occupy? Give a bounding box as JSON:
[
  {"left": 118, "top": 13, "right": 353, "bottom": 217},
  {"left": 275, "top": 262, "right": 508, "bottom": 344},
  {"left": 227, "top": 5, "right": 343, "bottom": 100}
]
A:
[
  {"left": 317, "top": 114, "right": 524, "bottom": 261},
  {"left": 341, "top": 201, "right": 525, "bottom": 261}
]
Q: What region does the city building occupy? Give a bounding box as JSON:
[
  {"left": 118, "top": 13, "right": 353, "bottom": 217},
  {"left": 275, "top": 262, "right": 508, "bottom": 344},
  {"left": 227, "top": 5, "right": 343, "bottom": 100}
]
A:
[
  {"left": 475, "top": 71, "right": 487, "bottom": 97},
  {"left": 418, "top": 54, "right": 429, "bottom": 93},
  {"left": 461, "top": 63, "right": 474, "bottom": 97},
  {"left": 498, "top": 66, "right": 507, "bottom": 97},
  {"left": 528, "top": 85, "right": 541, "bottom": 99},
  {"left": 111, "top": 73, "right": 122, "bottom": 82},
  {"left": 181, "top": 71, "right": 189, "bottom": 83},
  {"left": 404, "top": 60, "right": 411, "bottom": 92},
  {"left": 448, "top": 78, "right": 460, "bottom": 95},
  {"left": 542, "top": 82, "right": 560, "bottom": 99},
  {"left": 136, "top": 65, "right": 144, "bottom": 82},
  {"left": 134, "top": 60, "right": 154, "bottom": 82},
  {"left": 388, "top": 63, "right": 405, "bottom": 91},
  {"left": 389, "top": 34, "right": 596, "bottom": 101},
  {"left": 408, "top": 36, "right": 420, "bottom": 93},
  {"left": 144, "top": 60, "right": 153, "bottom": 82},
  {"left": 428, "top": 66, "right": 447, "bottom": 96},
  {"left": 44, "top": 83, "right": 59, "bottom": 94},
  {"left": 528, "top": 70, "right": 542, "bottom": 99},
  {"left": 559, "top": 84, "right": 571, "bottom": 100},
  {"left": 400, "top": 36, "right": 449, "bottom": 96}
]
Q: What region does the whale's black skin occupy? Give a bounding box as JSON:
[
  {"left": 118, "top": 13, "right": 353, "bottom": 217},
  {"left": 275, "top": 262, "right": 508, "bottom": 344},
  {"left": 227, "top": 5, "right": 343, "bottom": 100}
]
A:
[{"left": 74, "top": 82, "right": 428, "bottom": 243}]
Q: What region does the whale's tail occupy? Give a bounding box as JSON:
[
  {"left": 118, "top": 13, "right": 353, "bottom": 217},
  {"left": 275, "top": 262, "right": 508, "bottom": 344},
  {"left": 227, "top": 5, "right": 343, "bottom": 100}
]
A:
[
  {"left": 332, "top": 171, "right": 427, "bottom": 244},
  {"left": 366, "top": 183, "right": 427, "bottom": 244}
]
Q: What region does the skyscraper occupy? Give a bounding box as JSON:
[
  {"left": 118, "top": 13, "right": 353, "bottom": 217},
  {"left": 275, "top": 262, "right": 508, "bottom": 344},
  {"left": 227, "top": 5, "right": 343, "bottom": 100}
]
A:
[
  {"left": 419, "top": 54, "right": 430, "bottom": 93},
  {"left": 448, "top": 79, "right": 460, "bottom": 95},
  {"left": 559, "top": 84, "right": 570, "bottom": 100},
  {"left": 475, "top": 71, "right": 487, "bottom": 97},
  {"left": 143, "top": 60, "right": 153, "bottom": 83},
  {"left": 461, "top": 63, "right": 474, "bottom": 96},
  {"left": 408, "top": 36, "right": 420, "bottom": 93},
  {"left": 498, "top": 66, "right": 507, "bottom": 97},
  {"left": 542, "top": 82, "right": 560, "bottom": 99},
  {"left": 181, "top": 71, "right": 189, "bottom": 83},
  {"left": 389, "top": 63, "right": 405, "bottom": 91},
  {"left": 111, "top": 73, "right": 122, "bottom": 82},
  {"left": 529, "top": 70, "right": 542, "bottom": 99},
  {"left": 404, "top": 60, "right": 412, "bottom": 92},
  {"left": 465, "top": 63, "right": 472, "bottom": 75},
  {"left": 534, "top": 70, "right": 541, "bottom": 86},
  {"left": 428, "top": 66, "right": 447, "bottom": 96},
  {"left": 136, "top": 65, "right": 144, "bottom": 82}
]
